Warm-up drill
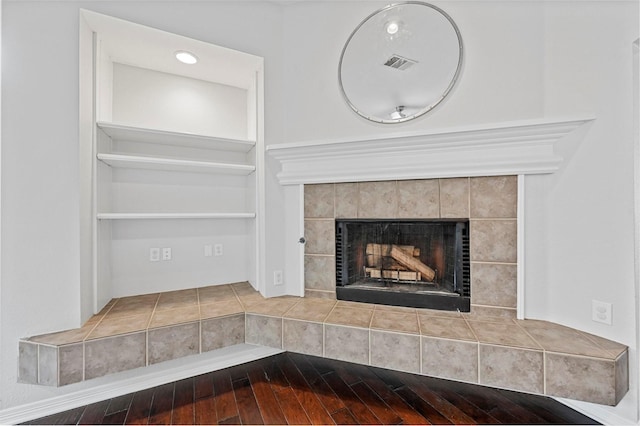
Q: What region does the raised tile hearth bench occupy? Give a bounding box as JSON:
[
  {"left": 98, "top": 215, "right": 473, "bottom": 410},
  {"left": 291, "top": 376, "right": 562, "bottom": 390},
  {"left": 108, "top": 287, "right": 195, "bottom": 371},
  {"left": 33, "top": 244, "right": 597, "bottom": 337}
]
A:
[{"left": 19, "top": 282, "right": 628, "bottom": 406}]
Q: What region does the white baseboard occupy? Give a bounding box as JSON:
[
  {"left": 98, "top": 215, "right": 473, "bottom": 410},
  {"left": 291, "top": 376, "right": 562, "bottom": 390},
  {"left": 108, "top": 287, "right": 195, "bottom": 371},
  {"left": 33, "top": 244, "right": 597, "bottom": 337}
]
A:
[
  {"left": 556, "top": 397, "right": 638, "bottom": 425},
  {"left": 0, "top": 344, "right": 283, "bottom": 425}
]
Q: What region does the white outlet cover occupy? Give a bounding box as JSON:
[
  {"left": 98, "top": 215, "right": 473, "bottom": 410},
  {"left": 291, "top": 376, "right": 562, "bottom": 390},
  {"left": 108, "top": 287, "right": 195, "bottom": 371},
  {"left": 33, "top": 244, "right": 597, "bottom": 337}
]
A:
[
  {"left": 592, "top": 300, "right": 612, "bottom": 325},
  {"left": 150, "top": 247, "right": 160, "bottom": 262},
  {"left": 162, "top": 247, "right": 172, "bottom": 261}
]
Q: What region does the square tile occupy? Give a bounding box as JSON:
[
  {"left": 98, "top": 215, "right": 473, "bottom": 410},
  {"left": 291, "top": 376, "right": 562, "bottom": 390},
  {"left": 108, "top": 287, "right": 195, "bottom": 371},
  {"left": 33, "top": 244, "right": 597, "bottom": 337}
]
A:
[
  {"left": 245, "top": 314, "right": 282, "bottom": 348},
  {"left": 358, "top": 181, "right": 398, "bottom": 218},
  {"left": 198, "top": 284, "right": 238, "bottom": 304},
  {"left": 370, "top": 330, "right": 420, "bottom": 373},
  {"left": 304, "top": 255, "right": 335, "bottom": 291},
  {"left": 545, "top": 352, "right": 619, "bottom": 405},
  {"left": 148, "top": 322, "right": 199, "bottom": 365},
  {"left": 518, "top": 320, "right": 615, "bottom": 358},
  {"left": 468, "top": 319, "right": 540, "bottom": 349},
  {"left": 38, "top": 345, "right": 58, "bottom": 386},
  {"left": 370, "top": 310, "right": 419, "bottom": 334},
  {"left": 466, "top": 305, "right": 517, "bottom": 319},
  {"left": 231, "top": 281, "right": 258, "bottom": 296},
  {"left": 304, "top": 289, "right": 336, "bottom": 300},
  {"left": 305, "top": 184, "right": 334, "bottom": 218},
  {"left": 325, "top": 306, "right": 373, "bottom": 328},
  {"left": 156, "top": 288, "right": 198, "bottom": 311},
  {"left": 18, "top": 341, "right": 38, "bottom": 384},
  {"left": 201, "top": 314, "right": 245, "bottom": 352},
  {"left": 245, "top": 297, "right": 299, "bottom": 317},
  {"left": 284, "top": 299, "right": 336, "bottom": 322},
  {"left": 304, "top": 220, "right": 335, "bottom": 255},
  {"left": 86, "top": 313, "right": 151, "bottom": 340},
  {"left": 470, "top": 220, "right": 517, "bottom": 263},
  {"left": 418, "top": 316, "right": 477, "bottom": 341},
  {"left": 479, "top": 344, "right": 543, "bottom": 394},
  {"left": 397, "top": 179, "right": 440, "bottom": 218},
  {"left": 422, "top": 337, "right": 478, "bottom": 383},
  {"left": 59, "top": 343, "right": 84, "bottom": 386},
  {"left": 200, "top": 299, "right": 244, "bottom": 320},
  {"left": 283, "top": 319, "right": 324, "bottom": 357},
  {"left": 108, "top": 294, "right": 158, "bottom": 316},
  {"left": 149, "top": 305, "right": 200, "bottom": 328},
  {"left": 85, "top": 332, "right": 146, "bottom": 380},
  {"left": 335, "top": 183, "right": 358, "bottom": 218},
  {"left": 439, "top": 178, "right": 469, "bottom": 218},
  {"left": 324, "top": 324, "right": 369, "bottom": 365},
  {"left": 470, "top": 176, "right": 517, "bottom": 218},
  {"left": 470, "top": 263, "right": 517, "bottom": 309}
]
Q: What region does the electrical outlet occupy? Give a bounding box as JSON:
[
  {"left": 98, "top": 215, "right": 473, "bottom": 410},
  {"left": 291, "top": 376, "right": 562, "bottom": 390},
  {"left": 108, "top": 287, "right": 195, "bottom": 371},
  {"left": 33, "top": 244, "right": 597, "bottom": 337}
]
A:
[
  {"left": 150, "top": 247, "right": 160, "bottom": 262},
  {"left": 214, "top": 244, "right": 223, "bottom": 256},
  {"left": 592, "top": 300, "right": 612, "bottom": 325},
  {"left": 204, "top": 245, "right": 212, "bottom": 257},
  {"left": 274, "top": 270, "right": 284, "bottom": 286},
  {"left": 162, "top": 247, "right": 172, "bottom": 261}
]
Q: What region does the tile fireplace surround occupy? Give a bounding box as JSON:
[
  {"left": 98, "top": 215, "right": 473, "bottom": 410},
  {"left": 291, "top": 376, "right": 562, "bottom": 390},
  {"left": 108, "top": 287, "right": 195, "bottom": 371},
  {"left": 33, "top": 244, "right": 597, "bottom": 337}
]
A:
[{"left": 304, "top": 176, "right": 517, "bottom": 318}]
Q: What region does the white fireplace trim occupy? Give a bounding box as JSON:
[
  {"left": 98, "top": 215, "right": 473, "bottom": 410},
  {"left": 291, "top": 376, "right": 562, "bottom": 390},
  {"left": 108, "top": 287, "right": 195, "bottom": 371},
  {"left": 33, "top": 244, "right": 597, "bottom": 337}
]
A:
[{"left": 267, "top": 117, "right": 593, "bottom": 185}]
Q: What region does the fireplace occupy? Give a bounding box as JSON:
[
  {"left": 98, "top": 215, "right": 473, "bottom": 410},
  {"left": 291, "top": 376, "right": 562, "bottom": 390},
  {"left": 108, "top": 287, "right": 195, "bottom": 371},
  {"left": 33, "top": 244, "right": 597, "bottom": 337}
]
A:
[{"left": 335, "top": 219, "right": 470, "bottom": 311}]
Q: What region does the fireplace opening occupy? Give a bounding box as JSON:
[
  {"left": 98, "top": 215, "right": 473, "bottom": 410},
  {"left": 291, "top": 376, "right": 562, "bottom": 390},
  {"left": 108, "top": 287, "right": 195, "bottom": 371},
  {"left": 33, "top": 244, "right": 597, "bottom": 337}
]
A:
[{"left": 335, "top": 219, "right": 470, "bottom": 311}]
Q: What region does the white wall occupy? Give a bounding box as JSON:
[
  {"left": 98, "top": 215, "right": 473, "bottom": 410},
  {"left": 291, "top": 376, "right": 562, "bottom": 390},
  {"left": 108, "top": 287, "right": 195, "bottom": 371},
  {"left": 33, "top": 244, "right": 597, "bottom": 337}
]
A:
[
  {"left": 0, "top": 0, "right": 283, "bottom": 410},
  {"left": 111, "top": 63, "right": 249, "bottom": 139}
]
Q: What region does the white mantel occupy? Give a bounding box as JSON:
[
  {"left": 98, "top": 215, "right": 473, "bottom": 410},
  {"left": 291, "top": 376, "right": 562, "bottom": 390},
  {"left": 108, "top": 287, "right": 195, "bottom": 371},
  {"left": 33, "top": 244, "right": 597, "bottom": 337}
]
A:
[{"left": 267, "top": 117, "right": 593, "bottom": 185}]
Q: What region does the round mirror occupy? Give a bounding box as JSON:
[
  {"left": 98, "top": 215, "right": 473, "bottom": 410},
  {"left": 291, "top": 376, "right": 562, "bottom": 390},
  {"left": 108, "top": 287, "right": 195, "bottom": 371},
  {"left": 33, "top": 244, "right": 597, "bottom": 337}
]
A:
[{"left": 338, "top": 1, "right": 463, "bottom": 123}]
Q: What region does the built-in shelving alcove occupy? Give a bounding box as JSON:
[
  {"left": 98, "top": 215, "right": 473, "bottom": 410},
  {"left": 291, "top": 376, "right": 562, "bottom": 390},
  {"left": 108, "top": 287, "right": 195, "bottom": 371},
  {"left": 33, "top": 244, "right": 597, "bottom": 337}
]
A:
[{"left": 80, "top": 10, "right": 265, "bottom": 314}]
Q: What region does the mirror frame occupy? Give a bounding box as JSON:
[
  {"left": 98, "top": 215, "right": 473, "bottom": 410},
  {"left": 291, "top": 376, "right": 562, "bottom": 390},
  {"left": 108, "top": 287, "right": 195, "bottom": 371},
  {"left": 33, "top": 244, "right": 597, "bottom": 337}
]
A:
[{"left": 338, "top": 1, "right": 464, "bottom": 124}]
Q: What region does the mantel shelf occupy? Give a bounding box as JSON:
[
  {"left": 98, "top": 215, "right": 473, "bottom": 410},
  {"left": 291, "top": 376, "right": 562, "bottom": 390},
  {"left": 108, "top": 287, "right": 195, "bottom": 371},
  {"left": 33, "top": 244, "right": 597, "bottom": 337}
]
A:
[
  {"left": 97, "top": 153, "right": 255, "bottom": 175},
  {"left": 97, "top": 122, "right": 256, "bottom": 153},
  {"left": 266, "top": 117, "right": 594, "bottom": 184},
  {"left": 97, "top": 213, "right": 256, "bottom": 220}
]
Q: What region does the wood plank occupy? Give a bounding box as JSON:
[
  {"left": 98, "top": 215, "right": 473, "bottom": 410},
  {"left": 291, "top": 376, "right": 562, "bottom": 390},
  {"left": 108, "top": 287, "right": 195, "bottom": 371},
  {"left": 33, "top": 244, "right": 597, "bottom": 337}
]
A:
[
  {"left": 354, "top": 366, "right": 431, "bottom": 425},
  {"left": 279, "top": 355, "right": 335, "bottom": 424},
  {"left": 76, "top": 400, "right": 110, "bottom": 425},
  {"left": 105, "top": 393, "right": 135, "bottom": 416},
  {"left": 194, "top": 396, "right": 217, "bottom": 425},
  {"left": 232, "top": 377, "right": 265, "bottom": 425},
  {"left": 124, "top": 387, "right": 155, "bottom": 425},
  {"left": 218, "top": 415, "right": 241, "bottom": 425},
  {"left": 147, "top": 382, "right": 174, "bottom": 425},
  {"left": 212, "top": 371, "right": 239, "bottom": 423},
  {"left": 273, "top": 386, "right": 312, "bottom": 425},
  {"left": 350, "top": 381, "right": 403, "bottom": 425},
  {"left": 405, "top": 376, "right": 478, "bottom": 425},
  {"left": 322, "top": 371, "right": 382, "bottom": 425},
  {"left": 193, "top": 372, "right": 214, "bottom": 400},
  {"left": 421, "top": 380, "right": 501, "bottom": 424},
  {"left": 101, "top": 409, "right": 128, "bottom": 425},
  {"left": 171, "top": 378, "right": 194, "bottom": 425},
  {"left": 287, "top": 353, "right": 346, "bottom": 415},
  {"left": 247, "top": 362, "right": 288, "bottom": 424},
  {"left": 330, "top": 408, "right": 359, "bottom": 425},
  {"left": 394, "top": 386, "right": 453, "bottom": 425}
]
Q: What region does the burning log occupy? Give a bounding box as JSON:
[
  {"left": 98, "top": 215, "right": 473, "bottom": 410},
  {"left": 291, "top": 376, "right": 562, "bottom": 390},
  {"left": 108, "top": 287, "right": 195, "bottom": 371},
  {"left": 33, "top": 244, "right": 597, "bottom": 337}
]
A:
[{"left": 390, "top": 246, "right": 436, "bottom": 282}]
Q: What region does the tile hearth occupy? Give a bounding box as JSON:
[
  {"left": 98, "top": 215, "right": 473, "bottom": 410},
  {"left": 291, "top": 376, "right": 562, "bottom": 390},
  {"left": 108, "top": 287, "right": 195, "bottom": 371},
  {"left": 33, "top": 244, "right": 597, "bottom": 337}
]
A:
[{"left": 19, "top": 282, "right": 628, "bottom": 406}]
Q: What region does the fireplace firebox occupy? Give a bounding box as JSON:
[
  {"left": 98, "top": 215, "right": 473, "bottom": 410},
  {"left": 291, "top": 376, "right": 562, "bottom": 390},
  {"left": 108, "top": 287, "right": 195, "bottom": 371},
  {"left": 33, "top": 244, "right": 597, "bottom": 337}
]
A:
[{"left": 335, "top": 219, "right": 470, "bottom": 311}]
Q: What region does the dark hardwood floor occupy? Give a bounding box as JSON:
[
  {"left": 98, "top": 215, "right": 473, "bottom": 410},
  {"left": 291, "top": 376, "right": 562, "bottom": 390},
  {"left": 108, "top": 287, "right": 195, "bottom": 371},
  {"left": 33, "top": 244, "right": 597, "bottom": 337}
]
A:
[{"left": 24, "top": 352, "right": 598, "bottom": 425}]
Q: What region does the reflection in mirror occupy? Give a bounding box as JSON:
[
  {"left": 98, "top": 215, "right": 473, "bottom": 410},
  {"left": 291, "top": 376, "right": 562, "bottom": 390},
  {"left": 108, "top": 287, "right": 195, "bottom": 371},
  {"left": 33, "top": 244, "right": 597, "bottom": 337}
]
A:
[{"left": 339, "top": 1, "right": 463, "bottom": 123}]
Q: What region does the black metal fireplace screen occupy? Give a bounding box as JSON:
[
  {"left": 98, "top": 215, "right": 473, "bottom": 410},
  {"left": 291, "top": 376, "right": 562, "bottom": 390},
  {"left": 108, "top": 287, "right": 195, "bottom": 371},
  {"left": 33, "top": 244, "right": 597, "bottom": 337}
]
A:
[{"left": 335, "top": 219, "right": 470, "bottom": 311}]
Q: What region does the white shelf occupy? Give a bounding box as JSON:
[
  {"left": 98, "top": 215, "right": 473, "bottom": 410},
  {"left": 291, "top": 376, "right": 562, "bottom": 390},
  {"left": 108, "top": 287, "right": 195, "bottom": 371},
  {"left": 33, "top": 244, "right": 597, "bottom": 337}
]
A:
[
  {"left": 97, "top": 122, "right": 256, "bottom": 153},
  {"left": 97, "top": 153, "right": 255, "bottom": 175},
  {"left": 97, "top": 212, "right": 256, "bottom": 220}
]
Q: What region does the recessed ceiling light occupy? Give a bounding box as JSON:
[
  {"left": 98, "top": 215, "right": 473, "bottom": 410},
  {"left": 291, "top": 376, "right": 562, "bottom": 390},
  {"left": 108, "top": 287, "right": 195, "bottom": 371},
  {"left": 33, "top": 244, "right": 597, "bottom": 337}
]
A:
[
  {"left": 175, "top": 50, "right": 198, "bottom": 65},
  {"left": 386, "top": 21, "right": 400, "bottom": 35}
]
